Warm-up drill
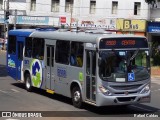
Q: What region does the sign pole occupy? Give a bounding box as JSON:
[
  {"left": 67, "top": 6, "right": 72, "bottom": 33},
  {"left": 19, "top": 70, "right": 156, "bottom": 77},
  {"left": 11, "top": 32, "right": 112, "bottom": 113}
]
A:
[
  {"left": 14, "top": 9, "right": 17, "bottom": 30},
  {"left": 6, "top": 0, "right": 9, "bottom": 38}
]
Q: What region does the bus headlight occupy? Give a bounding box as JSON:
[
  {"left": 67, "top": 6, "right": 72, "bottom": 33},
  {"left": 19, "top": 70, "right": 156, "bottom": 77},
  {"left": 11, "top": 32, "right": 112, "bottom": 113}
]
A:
[
  {"left": 140, "top": 84, "right": 150, "bottom": 94},
  {"left": 99, "top": 85, "right": 112, "bottom": 96}
]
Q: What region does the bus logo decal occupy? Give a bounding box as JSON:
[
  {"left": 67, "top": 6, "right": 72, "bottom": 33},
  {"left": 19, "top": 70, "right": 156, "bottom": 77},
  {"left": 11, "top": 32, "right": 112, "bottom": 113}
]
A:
[
  {"left": 79, "top": 72, "right": 83, "bottom": 81},
  {"left": 8, "top": 59, "right": 16, "bottom": 68},
  {"left": 57, "top": 68, "right": 66, "bottom": 78},
  {"left": 30, "top": 59, "right": 42, "bottom": 88},
  {"left": 128, "top": 73, "right": 135, "bottom": 81}
]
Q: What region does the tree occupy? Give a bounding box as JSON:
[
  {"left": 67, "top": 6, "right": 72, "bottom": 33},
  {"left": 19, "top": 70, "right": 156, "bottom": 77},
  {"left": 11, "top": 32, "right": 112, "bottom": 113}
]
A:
[
  {"left": 145, "top": 0, "right": 160, "bottom": 8},
  {"left": 145, "top": 0, "right": 160, "bottom": 4},
  {"left": 145, "top": 0, "right": 155, "bottom": 4}
]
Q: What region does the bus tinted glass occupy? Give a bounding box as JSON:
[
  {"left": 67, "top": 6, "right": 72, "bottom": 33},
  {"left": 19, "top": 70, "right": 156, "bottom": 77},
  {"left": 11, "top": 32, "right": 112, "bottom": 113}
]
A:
[
  {"left": 55, "top": 40, "right": 70, "bottom": 64},
  {"left": 8, "top": 35, "right": 16, "bottom": 54},
  {"left": 99, "top": 38, "right": 148, "bottom": 49}
]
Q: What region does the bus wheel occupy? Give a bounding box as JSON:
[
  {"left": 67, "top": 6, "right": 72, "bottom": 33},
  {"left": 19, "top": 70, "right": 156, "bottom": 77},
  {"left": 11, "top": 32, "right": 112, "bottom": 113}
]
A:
[
  {"left": 25, "top": 74, "right": 32, "bottom": 92},
  {"left": 72, "top": 86, "right": 83, "bottom": 108}
]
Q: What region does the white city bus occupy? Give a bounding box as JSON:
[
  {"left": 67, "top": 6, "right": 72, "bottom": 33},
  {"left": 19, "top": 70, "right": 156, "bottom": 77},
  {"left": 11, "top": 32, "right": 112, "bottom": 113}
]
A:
[{"left": 7, "top": 29, "right": 151, "bottom": 108}]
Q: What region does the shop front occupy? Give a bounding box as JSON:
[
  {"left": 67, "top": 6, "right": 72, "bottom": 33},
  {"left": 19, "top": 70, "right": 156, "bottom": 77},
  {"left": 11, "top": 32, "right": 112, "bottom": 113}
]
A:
[
  {"left": 116, "top": 19, "right": 146, "bottom": 36},
  {"left": 147, "top": 21, "right": 160, "bottom": 66},
  {"left": 0, "top": 14, "right": 60, "bottom": 33}
]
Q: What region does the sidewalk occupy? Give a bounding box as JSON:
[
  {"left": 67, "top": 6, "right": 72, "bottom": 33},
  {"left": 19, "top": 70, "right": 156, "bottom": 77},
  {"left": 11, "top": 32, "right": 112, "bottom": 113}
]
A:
[
  {"left": 151, "top": 66, "right": 160, "bottom": 78},
  {"left": 0, "top": 49, "right": 6, "bottom": 52}
]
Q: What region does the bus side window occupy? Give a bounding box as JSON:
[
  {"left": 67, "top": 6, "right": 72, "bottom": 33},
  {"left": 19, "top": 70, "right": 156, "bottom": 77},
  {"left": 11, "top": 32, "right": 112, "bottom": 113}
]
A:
[
  {"left": 55, "top": 40, "right": 70, "bottom": 65},
  {"left": 70, "top": 42, "right": 84, "bottom": 67},
  {"left": 32, "top": 38, "right": 44, "bottom": 60},
  {"left": 25, "top": 37, "right": 32, "bottom": 58},
  {"left": 8, "top": 35, "right": 16, "bottom": 55}
]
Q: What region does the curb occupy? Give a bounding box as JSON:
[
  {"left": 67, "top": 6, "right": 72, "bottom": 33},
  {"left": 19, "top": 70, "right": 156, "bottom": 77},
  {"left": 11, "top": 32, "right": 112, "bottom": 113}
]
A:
[
  {"left": 0, "top": 50, "right": 6, "bottom": 52},
  {"left": 151, "top": 76, "right": 160, "bottom": 79}
]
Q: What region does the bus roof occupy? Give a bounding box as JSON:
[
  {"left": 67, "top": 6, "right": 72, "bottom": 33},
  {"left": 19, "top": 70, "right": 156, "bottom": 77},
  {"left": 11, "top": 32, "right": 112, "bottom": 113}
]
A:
[
  {"left": 9, "top": 28, "right": 57, "bottom": 37},
  {"left": 9, "top": 29, "right": 35, "bottom": 37},
  {"left": 30, "top": 30, "right": 147, "bottom": 44}
]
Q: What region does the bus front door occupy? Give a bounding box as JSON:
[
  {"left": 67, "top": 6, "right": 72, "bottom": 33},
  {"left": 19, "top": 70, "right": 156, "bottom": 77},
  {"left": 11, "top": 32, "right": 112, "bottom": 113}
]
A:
[
  {"left": 85, "top": 50, "right": 96, "bottom": 103},
  {"left": 45, "top": 45, "right": 55, "bottom": 90}
]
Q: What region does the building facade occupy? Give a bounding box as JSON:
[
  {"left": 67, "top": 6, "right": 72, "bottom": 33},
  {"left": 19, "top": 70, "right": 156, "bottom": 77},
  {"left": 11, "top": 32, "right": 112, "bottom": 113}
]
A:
[{"left": 0, "top": 0, "right": 150, "bottom": 37}]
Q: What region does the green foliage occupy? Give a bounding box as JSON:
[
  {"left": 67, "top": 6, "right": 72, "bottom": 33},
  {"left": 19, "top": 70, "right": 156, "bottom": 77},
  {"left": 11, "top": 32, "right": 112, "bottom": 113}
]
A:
[
  {"left": 145, "top": 0, "right": 156, "bottom": 4},
  {"left": 151, "top": 41, "right": 160, "bottom": 66}
]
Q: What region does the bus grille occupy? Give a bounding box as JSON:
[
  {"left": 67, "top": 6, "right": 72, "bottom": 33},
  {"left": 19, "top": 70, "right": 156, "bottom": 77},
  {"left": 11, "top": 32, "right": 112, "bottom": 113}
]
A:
[{"left": 110, "top": 84, "right": 142, "bottom": 90}]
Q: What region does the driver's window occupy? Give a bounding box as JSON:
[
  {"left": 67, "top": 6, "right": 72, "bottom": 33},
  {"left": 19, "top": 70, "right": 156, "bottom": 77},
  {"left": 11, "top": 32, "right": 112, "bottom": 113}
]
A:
[{"left": 99, "top": 51, "right": 117, "bottom": 77}]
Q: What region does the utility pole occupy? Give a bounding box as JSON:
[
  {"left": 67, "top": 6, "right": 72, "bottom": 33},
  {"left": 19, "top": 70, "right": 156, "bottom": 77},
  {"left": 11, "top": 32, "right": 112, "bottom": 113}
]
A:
[
  {"left": 6, "top": 0, "right": 9, "bottom": 38},
  {"left": 4, "top": 0, "right": 6, "bottom": 38},
  {"left": 14, "top": 9, "right": 17, "bottom": 30},
  {"left": 3, "top": 0, "right": 9, "bottom": 50}
]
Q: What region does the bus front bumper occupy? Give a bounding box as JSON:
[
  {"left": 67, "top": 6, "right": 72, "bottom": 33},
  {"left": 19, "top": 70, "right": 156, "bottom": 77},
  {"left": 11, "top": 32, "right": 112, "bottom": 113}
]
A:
[{"left": 96, "top": 91, "right": 151, "bottom": 106}]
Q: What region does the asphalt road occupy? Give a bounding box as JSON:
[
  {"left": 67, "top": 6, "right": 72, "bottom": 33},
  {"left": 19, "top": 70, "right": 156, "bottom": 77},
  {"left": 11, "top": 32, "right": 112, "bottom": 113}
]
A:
[{"left": 0, "top": 51, "right": 160, "bottom": 120}]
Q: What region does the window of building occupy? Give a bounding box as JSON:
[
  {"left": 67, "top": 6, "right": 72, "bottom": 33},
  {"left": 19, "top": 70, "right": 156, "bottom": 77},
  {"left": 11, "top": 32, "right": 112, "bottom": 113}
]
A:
[
  {"left": 70, "top": 42, "right": 84, "bottom": 67},
  {"left": 112, "top": 1, "right": 118, "bottom": 14},
  {"left": 65, "top": 0, "right": 73, "bottom": 13},
  {"left": 90, "top": 0, "right": 96, "bottom": 14},
  {"left": 31, "top": 0, "right": 36, "bottom": 11},
  {"left": 0, "top": 0, "right": 3, "bottom": 10},
  {"left": 51, "top": 0, "right": 60, "bottom": 12},
  {"left": 55, "top": 40, "right": 70, "bottom": 64},
  {"left": 8, "top": 36, "right": 16, "bottom": 55},
  {"left": 134, "top": 2, "right": 141, "bottom": 15}
]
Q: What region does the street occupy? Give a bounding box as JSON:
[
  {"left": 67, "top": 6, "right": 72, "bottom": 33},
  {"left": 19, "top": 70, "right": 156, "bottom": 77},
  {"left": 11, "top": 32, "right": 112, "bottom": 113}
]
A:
[{"left": 0, "top": 50, "right": 160, "bottom": 120}]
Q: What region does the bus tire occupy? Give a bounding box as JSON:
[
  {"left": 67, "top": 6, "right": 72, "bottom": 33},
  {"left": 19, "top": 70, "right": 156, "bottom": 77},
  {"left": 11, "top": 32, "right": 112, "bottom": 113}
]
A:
[
  {"left": 25, "top": 74, "right": 32, "bottom": 92},
  {"left": 72, "top": 86, "right": 83, "bottom": 108}
]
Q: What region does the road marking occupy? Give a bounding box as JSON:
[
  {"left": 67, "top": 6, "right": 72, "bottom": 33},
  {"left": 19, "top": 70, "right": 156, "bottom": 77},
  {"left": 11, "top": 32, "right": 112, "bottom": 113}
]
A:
[
  {"left": 151, "top": 89, "right": 160, "bottom": 92},
  {"left": 131, "top": 105, "right": 152, "bottom": 112},
  {"left": 6, "top": 118, "right": 19, "bottom": 120},
  {"left": 0, "top": 90, "right": 7, "bottom": 93},
  {"left": 11, "top": 89, "right": 20, "bottom": 93}
]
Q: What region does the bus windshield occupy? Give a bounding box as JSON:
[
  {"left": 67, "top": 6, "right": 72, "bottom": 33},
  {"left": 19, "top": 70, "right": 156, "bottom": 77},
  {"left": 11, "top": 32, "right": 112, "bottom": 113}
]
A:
[{"left": 99, "top": 50, "right": 150, "bottom": 82}]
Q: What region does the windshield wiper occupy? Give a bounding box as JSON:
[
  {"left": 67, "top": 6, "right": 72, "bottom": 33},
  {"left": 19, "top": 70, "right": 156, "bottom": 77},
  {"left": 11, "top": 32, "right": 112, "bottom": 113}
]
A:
[
  {"left": 127, "top": 49, "right": 139, "bottom": 66},
  {"left": 130, "top": 49, "right": 139, "bottom": 61}
]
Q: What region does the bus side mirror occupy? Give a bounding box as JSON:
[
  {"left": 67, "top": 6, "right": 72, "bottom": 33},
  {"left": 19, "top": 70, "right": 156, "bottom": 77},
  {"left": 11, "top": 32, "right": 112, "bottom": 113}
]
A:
[{"left": 98, "top": 57, "right": 102, "bottom": 67}]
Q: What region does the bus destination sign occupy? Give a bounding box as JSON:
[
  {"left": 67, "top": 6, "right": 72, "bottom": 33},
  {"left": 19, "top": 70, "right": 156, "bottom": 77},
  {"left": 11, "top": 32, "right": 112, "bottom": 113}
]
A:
[{"left": 99, "top": 38, "right": 148, "bottom": 49}]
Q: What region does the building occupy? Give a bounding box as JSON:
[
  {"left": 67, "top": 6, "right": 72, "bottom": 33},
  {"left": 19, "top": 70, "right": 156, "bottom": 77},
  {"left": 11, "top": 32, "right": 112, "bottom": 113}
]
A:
[{"left": 0, "top": 0, "right": 150, "bottom": 37}]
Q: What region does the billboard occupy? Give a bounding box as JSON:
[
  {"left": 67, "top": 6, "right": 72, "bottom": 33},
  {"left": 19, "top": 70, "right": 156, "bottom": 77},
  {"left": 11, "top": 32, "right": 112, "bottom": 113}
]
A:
[{"left": 116, "top": 19, "right": 146, "bottom": 32}]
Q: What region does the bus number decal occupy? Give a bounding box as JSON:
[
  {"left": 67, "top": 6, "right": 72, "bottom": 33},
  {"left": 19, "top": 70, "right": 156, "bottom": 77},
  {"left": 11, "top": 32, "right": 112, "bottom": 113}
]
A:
[
  {"left": 122, "top": 40, "right": 135, "bottom": 46},
  {"left": 57, "top": 68, "right": 67, "bottom": 78},
  {"left": 106, "top": 40, "right": 116, "bottom": 46},
  {"left": 24, "top": 60, "right": 29, "bottom": 65}
]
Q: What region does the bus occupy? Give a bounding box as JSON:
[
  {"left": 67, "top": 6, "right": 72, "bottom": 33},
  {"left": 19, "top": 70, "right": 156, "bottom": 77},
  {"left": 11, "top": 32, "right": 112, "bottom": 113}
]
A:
[{"left": 7, "top": 29, "right": 151, "bottom": 108}]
